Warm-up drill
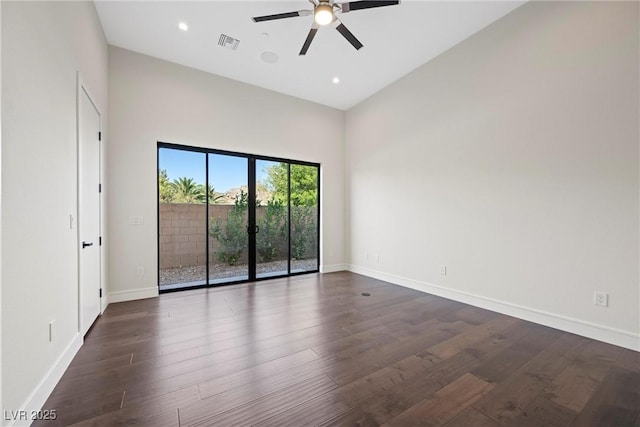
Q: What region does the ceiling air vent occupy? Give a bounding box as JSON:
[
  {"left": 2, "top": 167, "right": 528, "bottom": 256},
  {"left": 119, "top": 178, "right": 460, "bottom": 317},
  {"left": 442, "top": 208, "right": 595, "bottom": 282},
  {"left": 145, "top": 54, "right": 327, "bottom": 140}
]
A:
[{"left": 218, "top": 34, "right": 240, "bottom": 50}]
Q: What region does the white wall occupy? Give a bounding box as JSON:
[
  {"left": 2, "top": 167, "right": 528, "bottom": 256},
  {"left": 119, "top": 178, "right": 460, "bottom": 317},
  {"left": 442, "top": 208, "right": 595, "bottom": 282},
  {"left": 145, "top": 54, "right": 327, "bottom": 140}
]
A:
[
  {"left": 346, "top": 1, "right": 639, "bottom": 349},
  {"left": 107, "top": 47, "right": 345, "bottom": 301},
  {"left": 0, "top": 0, "right": 3, "bottom": 417},
  {"left": 1, "top": 0, "right": 108, "bottom": 419}
]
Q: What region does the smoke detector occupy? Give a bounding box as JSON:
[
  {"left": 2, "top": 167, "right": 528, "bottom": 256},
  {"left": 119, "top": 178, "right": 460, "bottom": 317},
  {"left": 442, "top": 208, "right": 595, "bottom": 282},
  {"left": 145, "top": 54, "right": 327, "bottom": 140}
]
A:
[{"left": 260, "top": 51, "right": 279, "bottom": 64}]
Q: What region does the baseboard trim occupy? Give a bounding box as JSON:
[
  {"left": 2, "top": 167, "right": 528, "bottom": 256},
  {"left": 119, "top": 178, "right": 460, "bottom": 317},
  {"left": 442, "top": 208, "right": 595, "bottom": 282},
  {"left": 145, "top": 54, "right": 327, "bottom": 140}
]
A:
[
  {"left": 7, "top": 334, "right": 83, "bottom": 427},
  {"left": 320, "top": 264, "right": 347, "bottom": 274},
  {"left": 108, "top": 286, "right": 158, "bottom": 304},
  {"left": 348, "top": 264, "right": 639, "bottom": 351}
]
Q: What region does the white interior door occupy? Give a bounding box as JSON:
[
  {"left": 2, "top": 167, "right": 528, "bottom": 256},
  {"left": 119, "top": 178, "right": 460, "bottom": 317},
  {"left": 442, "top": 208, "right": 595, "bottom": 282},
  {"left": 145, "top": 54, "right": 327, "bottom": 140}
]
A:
[{"left": 79, "top": 85, "right": 101, "bottom": 336}]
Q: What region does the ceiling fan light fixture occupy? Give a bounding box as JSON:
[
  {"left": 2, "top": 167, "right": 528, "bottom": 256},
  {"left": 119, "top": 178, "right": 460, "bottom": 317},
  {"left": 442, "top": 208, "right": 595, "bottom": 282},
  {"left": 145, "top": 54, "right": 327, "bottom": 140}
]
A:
[{"left": 314, "top": 2, "right": 333, "bottom": 26}]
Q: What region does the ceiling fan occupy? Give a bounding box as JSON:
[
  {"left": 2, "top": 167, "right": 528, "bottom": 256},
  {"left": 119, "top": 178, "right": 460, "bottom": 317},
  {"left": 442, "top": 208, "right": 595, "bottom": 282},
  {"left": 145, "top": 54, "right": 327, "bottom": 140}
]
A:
[{"left": 252, "top": 1, "right": 400, "bottom": 55}]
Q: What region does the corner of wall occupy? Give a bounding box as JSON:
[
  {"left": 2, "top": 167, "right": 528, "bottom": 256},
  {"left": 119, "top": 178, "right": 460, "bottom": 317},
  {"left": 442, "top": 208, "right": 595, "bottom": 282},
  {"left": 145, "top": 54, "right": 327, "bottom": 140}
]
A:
[{"left": 320, "top": 264, "right": 348, "bottom": 274}]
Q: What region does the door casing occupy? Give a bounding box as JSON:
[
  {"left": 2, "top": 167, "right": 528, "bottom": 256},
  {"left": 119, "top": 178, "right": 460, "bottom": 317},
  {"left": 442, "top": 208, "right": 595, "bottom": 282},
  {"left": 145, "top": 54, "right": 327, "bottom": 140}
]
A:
[{"left": 78, "top": 77, "right": 102, "bottom": 335}]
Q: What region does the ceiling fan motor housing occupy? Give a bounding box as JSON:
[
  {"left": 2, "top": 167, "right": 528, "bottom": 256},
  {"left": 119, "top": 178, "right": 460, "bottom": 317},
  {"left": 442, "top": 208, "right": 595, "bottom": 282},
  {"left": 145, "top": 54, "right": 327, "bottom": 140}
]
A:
[{"left": 314, "top": 2, "right": 334, "bottom": 26}]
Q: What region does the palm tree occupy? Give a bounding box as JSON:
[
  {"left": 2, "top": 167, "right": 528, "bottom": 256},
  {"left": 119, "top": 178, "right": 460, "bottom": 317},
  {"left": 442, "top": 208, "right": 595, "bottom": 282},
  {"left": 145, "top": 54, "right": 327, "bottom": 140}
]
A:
[
  {"left": 197, "top": 183, "right": 224, "bottom": 204},
  {"left": 171, "top": 177, "right": 202, "bottom": 204},
  {"left": 158, "top": 169, "right": 175, "bottom": 203}
]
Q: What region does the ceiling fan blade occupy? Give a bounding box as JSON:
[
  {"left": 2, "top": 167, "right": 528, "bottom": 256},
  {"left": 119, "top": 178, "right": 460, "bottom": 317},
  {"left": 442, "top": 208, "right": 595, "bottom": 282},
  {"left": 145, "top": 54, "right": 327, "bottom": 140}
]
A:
[
  {"left": 299, "top": 23, "right": 320, "bottom": 56},
  {"left": 336, "top": 22, "right": 363, "bottom": 50},
  {"left": 252, "top": 10, "right": 309, "bottom": 22},
  {"left": 340, "top": 1, "right": 399, "bottom": 13}
]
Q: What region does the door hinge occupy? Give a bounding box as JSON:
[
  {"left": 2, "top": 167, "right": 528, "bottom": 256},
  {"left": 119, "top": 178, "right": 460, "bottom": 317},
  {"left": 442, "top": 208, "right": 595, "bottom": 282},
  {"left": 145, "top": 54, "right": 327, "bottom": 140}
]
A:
[
  {"left": 98, "top": 131, "right": 102, "bottom": 141},
  {"left": 99, "top": 288, "right": 103, "bottom": 298},
  {"left": 99, "top": 236, "right": 102, "bottom": 246},
  {"left": 99, "top": 184, "right": 102, "bottom": 193}
]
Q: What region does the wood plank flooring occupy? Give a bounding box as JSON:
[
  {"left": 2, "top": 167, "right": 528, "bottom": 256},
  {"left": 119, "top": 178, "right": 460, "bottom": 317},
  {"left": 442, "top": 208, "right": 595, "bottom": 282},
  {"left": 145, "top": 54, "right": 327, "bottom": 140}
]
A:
[{"left": 35, "top": 272, "right": 639, "bottom": 426}]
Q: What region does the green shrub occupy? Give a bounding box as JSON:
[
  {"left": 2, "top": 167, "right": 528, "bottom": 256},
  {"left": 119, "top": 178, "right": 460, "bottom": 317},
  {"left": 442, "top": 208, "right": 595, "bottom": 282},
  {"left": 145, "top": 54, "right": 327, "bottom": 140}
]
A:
[
  {"left": 210, "top": 190, "right": 248, "bottom": 265},
  {"left": 291, "top": 205, "right": 317, "bottom": 260},
  {"left": 257, "top": 199, "right": 287, "bottom": 262}
]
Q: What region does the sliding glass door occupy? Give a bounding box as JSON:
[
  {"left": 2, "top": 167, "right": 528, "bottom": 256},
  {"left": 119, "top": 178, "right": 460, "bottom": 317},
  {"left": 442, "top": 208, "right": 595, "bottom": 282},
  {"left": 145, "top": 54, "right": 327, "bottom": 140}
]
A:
[
  {"left": 290, "top": 164, "right": 319, "bottom": 273},
  {"left": 158, "top": 143, "right": 319, "bottom": 291},
  {"left": 208, "top": 153, "right": 249, "bottom": 284},
  {"left": 158, "top": 148, "right": 207, "bottom": 290},
  {"left": 255, "top": 159, "right": 289, "bottom": 279}
]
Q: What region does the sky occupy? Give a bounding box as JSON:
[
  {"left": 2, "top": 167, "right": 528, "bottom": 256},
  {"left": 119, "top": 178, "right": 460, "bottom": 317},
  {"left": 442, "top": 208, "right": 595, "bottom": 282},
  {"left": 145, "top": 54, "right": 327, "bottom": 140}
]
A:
[{"left": 159, "top": 148, "right": 274, "bottom": 192}]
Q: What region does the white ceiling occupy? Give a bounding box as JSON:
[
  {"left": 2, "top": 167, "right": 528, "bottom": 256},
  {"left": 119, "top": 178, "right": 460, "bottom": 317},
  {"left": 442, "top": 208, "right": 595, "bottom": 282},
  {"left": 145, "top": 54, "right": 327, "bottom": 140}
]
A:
[{"left": 95, "top": 1, "right": 525, "bottom": 110}]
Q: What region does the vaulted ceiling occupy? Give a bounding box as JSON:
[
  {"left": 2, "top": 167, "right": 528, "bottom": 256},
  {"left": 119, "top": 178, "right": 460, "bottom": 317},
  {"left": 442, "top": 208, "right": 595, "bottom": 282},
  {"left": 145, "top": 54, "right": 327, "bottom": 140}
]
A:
[{"left": 95, "top": 1, "right": 525, "bottom": 110}]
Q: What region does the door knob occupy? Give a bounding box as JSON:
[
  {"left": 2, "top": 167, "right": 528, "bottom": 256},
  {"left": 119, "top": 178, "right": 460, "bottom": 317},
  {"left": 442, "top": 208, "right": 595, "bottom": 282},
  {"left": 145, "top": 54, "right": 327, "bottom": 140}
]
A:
[{"left": 82, "top": 241, "right": 93, "bottom": 248}]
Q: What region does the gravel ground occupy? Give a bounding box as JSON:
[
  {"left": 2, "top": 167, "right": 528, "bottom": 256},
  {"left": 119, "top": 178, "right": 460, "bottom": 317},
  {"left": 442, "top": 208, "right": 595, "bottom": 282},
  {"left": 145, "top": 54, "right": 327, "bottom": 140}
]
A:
[{"left": 160, "top": 259, "right": 318, "bottom": 287}]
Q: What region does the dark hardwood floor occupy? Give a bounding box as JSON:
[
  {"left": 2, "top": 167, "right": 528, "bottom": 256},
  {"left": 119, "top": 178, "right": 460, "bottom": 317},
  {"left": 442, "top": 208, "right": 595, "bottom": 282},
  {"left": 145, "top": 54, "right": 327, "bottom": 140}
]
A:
[{"left": 36, "top": 272, "right": 639, "bottom": 426}]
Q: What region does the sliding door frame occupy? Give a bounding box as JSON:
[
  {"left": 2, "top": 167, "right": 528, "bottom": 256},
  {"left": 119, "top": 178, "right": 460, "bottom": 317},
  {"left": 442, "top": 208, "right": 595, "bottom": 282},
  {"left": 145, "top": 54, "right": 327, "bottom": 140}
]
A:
[{"left": 157, "top": 141, "right": 320, "bottom": 293}]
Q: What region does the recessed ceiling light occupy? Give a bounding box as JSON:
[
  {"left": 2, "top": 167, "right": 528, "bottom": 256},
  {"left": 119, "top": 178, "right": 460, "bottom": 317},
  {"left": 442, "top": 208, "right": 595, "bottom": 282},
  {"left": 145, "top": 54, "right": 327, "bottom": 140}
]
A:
[
  {"left": 332, "top": 76, "right": 340, "bottom": 84},
  {"left": 261, "top": 32, "right": 270, "bottom": 38},
  {"left": 178, "top": 22, "right": 188, "bottom": 31}
]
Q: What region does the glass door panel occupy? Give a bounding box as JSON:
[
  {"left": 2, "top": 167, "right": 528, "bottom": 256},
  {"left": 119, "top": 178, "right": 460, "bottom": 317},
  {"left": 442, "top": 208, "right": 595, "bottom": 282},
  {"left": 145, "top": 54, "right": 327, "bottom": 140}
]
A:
[
  {"left": 290, "top": 164, "right": 319, "bottom": 273},
  {"left": 158, "top": 148, "right": 207, "bottom": 291},
  {"left": 208, "top": 153, "right": 249, "bottom": 284},
  {"left": 256, "top": 160, "right": 289, "bottom": 279}
]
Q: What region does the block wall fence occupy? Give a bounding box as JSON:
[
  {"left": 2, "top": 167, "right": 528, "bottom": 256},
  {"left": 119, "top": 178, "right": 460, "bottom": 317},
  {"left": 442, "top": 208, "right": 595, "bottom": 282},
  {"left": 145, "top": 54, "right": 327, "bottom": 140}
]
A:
[{"left": 159, "top": 203, "right": 292, "bottom": 269}]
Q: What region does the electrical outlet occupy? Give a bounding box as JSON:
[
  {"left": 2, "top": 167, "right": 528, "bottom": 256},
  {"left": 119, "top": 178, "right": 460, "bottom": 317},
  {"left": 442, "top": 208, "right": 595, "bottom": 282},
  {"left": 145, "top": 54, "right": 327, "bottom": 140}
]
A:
[
  {"left": 594, "top": 292, "right": 608, "bottom": 307},
  {"left": 136, "top": 266, "right": 144, "bottom": 276},
  {"left": 440, "top": 265, "right": 447, "bottom": 276}
]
